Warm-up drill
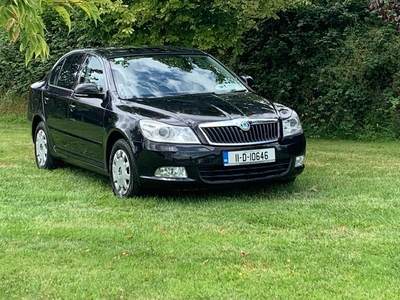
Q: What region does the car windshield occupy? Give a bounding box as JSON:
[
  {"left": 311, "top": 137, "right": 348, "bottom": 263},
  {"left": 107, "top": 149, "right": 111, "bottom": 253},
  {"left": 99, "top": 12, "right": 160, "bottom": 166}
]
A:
[{"left": 109, "top": 55, "right": 247, "bottom": 99}]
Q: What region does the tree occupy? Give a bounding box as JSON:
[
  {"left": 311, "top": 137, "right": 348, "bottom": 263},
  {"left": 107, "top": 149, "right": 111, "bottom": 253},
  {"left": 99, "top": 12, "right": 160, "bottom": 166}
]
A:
[
  {"left": 78, "top": 0, "right": 309, "bottom": 58},
  {"left": 0, "top": 0, "right": 308, "bottom": 95},
  {"left": 1, "top": 0, "right": 308, "bottom": 63},
  {"left": 0, "top": 0, "right": 105, "bottom": 63}
]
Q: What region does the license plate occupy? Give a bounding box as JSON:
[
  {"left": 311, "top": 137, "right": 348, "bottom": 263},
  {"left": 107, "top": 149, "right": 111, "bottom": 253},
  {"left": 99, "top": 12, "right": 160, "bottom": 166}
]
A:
[{"left": 222, "top": 148, "right": 275, "bottom": 166}]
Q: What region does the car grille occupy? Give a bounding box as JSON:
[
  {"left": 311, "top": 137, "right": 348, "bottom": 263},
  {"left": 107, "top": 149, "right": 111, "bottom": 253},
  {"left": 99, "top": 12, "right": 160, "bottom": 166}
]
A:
[
  {"left": 198, "top": 159, "right": 291, "bottom": 183},
  {"left": 200, "top": 121, "right": 279, "bottom": 145}
]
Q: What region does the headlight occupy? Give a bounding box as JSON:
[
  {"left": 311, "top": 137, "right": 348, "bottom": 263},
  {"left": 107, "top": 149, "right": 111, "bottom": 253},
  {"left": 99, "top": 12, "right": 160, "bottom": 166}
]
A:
[
  {"left": 139, "top": 120, "right": 200, "bottom": 144},
  {"left": 282, "top": 110, "right": 303, "bottom": 138}
]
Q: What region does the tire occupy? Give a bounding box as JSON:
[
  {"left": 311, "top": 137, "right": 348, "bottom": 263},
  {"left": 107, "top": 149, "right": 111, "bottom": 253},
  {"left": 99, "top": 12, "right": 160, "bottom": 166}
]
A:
[
  {"left": 34, "top": 121, "right": 58, "bottom": 170},
  {"left": 109, "top": 139, "right": 140, "bottom": 198}
]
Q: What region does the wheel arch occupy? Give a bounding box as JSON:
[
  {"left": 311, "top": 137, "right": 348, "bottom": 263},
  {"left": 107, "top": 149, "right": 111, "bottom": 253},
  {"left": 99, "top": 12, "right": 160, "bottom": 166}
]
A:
[
  {"left": 105, "top": 130, "right": 129, "bottom": 173},
  {"left": 31, "top": 115, "right": 44, "bottom": 142}
]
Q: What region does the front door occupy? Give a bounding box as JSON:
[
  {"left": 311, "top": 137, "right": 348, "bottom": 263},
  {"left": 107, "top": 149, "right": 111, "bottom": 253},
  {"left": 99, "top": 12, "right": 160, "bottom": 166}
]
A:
[{"left": 67, "top": 55, "right": 108, "bottom": 167}]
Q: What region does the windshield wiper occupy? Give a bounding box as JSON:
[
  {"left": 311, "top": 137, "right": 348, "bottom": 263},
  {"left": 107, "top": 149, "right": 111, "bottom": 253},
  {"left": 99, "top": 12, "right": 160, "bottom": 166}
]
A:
[{"left": 216, "top": 89, "right": 247, "bottom": 94}]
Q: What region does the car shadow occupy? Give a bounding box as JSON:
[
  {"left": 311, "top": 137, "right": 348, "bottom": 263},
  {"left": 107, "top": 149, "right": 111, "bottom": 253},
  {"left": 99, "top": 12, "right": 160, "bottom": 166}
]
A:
[
  {"left": 142, "top": 180, "right": 303, "bottom": 203},
  {"left": 61, "top": 164, "right": 305, "bottom": 203}
]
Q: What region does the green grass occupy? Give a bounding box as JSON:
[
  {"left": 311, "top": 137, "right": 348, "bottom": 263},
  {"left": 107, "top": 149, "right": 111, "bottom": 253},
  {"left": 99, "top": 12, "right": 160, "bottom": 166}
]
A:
[{"left": 1, "top": 115, "right": 400, "bottom": 299}]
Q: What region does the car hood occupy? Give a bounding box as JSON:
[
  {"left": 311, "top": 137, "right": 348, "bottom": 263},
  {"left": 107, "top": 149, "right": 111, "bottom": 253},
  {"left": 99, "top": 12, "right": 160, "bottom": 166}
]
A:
[{"left": 120, "top": 92, "right": 279, "bottom": 126}]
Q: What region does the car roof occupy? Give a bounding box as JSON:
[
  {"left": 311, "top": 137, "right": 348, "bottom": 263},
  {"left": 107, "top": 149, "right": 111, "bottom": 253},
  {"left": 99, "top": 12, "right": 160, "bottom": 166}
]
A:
[{"left": 68, "top": 46, "right": 207, "bottom": 59}]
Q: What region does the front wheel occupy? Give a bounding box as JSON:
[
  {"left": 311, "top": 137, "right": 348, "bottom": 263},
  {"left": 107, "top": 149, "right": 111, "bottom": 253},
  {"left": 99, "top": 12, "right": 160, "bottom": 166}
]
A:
[
  {"left": 34, "top": 121, "right": 58, "bottom": 169},
  {"left": 109, "top": 139, "right": 140, "bottom": 198}
]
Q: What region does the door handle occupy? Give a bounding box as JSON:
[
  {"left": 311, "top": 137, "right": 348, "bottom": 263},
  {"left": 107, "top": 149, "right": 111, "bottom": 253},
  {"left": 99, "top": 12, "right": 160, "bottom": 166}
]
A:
[
  {"left": 44, "top": 97, "right": 49, "bottom": 104},
  {"left": 69, "top": 104, "right": 76, "bottom": 112}
]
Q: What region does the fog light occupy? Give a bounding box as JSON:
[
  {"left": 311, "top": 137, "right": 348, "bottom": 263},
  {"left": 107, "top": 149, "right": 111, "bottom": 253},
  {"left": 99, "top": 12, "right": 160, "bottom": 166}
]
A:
[
  {"left": 295, "top": 155, "right": 305, "bottom": 168},
  {"left": 154, "top": 167, "right": 188, "bottom": 178}
]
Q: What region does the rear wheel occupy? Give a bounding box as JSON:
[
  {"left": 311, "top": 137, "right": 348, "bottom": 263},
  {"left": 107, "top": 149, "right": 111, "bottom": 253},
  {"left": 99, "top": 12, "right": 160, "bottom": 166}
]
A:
[
  {"left": 109, "top": 139, "right": 140, "bottom": 198},
  {"left": 34, "top": 121, "right": 58, "bottom": 169}
]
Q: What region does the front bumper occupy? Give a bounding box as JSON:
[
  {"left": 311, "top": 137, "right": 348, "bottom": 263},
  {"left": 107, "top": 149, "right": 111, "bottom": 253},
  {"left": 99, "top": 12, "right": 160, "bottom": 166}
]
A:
[{"left": 135, "top": 134, "right": 306, "bottom": 190}]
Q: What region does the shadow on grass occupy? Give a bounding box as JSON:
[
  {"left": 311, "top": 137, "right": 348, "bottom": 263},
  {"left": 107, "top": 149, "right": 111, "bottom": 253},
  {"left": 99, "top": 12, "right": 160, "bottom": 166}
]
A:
[
  {"left": 61, "top": 163, "right": 309, "bottom": 203},
  {"left": 146, "top": 181, "right": 303, "bottom": 202}
]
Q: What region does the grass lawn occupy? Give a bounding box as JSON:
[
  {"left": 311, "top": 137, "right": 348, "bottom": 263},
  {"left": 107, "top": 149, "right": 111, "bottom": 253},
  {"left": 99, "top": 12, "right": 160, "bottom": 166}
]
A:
[{"left": 1, "top": 115, "right": 400, "bottom": 299}]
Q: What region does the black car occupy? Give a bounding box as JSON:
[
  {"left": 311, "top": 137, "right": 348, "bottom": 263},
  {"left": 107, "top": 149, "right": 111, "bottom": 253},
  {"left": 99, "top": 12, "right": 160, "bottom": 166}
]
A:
[{"left": 27, "top": 46, "right": 306, "bottom": 198}]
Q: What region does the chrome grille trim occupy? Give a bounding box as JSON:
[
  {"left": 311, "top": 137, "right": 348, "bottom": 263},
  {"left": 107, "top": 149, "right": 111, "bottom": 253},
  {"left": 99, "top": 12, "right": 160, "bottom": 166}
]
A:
[{"left": 199, "top": 118, "right": 280, "bottom": 146}]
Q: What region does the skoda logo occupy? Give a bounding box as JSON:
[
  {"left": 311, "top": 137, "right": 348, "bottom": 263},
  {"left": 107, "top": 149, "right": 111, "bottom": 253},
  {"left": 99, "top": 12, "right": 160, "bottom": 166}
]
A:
[{"left": 239, "top": 121, "right": 251, "bottom": 131}]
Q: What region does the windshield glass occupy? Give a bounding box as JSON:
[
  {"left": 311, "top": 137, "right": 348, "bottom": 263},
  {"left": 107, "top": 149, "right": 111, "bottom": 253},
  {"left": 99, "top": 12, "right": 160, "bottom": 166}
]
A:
[{"left": 109, "top": 55, "right": 247, "bottom": 99}]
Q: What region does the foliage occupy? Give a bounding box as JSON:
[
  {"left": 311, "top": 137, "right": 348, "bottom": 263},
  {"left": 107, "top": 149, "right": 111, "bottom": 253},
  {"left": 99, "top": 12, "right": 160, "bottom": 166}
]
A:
[
  {"left": 0, "top": 21, "right": 68, "bottom": 95},
  {"left": 0, "top": 0, "right": 104, "bottom": 63},
  {"left": 3, "top": 0, "right": 400, "bottom": 140},
  {"left": 79, "top": 0, "right": 308, "bottom": 56},
  {"left": 0, "top": 32, "right": 47, "bottom": 95},
  {"left": 311, "top": 26, "right": 400, "bottom": 140},
  {"left": 0, "top": 12, "right": 90, "bottom": 95},
  {"left": 0, "top": 0, "right": 308, "bottom": 63},
  {"left": 368, "top": 0, "right": 400, "bottom": 29},
  {"left": 0, "top": 0, "right": 309, "bottom": 95},
  {"left": 233, "top": 0, "right": 400, "bottom": 140}
]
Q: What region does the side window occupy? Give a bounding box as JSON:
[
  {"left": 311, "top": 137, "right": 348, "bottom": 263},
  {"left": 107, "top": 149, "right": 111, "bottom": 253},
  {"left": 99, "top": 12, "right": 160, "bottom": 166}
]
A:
[
  {"left": 79, "top": 56, "right": 105, "bottom": 92},
  {"left": 57, "top": 54, "right": 84, "bottom": 89},
  {"left": 49, "top": 60, "right": 64, "bottom": 85}
]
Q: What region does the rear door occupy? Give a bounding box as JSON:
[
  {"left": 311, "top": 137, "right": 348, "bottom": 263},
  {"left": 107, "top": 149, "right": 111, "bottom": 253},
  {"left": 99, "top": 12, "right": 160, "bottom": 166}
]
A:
[{"left": 43, "top": 53, "right": 85, "bottom": 155}]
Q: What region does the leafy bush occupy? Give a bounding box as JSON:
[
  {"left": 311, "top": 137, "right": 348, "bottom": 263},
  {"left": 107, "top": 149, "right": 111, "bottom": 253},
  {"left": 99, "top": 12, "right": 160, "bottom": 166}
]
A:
[
  {"left": 0, "top": 33, "right": 46, "bottom": 95},
  {"left": 0, "top": 11, "right": 96, "bottom": 96},
  {"left": 2, "top": 0, "right": 400, "bottom": 140},
  {"left": 232, "top": 0, "right": 400, "bottom": 140}
]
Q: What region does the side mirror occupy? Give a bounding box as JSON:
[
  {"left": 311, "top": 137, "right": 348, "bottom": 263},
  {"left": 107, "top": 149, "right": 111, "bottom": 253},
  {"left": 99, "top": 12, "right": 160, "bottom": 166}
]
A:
[
  {"left": 240, "top": 75, "right": 255, "bottom": 89},
  {"left": 74, "top": 83, "right": 103, "bottom": 99}
]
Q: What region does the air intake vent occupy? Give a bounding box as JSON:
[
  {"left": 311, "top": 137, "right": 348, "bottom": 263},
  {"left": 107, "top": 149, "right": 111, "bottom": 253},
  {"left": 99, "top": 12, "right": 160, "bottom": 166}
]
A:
[{"left": 198, "top": 159, "right": 291, "bottom": 183}]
